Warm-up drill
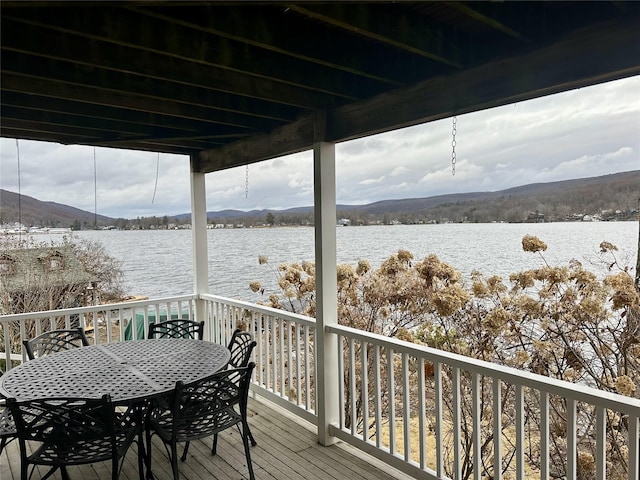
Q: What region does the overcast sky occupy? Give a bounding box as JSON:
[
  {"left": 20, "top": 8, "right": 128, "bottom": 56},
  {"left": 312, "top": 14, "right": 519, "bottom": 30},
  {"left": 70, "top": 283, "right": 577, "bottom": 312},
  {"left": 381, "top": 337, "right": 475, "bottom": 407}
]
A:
[{"left": 1, "top": 76, "right": 639, "bottom": 220}]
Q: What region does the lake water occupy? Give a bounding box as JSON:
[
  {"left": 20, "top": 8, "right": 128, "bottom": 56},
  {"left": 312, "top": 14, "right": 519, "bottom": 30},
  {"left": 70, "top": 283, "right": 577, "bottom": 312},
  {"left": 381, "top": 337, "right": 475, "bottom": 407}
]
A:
[{"left": 74, "top": 222, "right": 638, "bottom": 301}]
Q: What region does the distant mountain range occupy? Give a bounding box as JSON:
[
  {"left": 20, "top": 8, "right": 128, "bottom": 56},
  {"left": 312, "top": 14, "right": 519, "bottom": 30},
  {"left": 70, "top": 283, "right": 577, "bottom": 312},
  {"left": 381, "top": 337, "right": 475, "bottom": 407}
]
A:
[
  {"left": 0, "top": 189, "right": 113, "bottom": 228},
  {"left": 179, "top": 170, "right": 640, "bottom": 223},
  {"left": 1, "top": 170, "right": 638, "bottom": 228}
]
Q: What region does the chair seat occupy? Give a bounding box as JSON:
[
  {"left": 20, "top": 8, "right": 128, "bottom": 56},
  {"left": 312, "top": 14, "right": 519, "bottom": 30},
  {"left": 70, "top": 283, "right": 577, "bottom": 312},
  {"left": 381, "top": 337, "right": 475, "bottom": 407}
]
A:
[
  {"left": 149, "top": 406, "right": 242, "bottom": 443},
  {"left": 28, "top": 430, "right": 136, "bottom": 466}
]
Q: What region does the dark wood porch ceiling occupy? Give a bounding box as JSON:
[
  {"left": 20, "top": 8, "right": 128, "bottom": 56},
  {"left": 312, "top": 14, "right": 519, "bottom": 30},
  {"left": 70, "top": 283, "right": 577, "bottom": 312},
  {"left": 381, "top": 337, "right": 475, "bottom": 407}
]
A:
[{"left": 1, "top": 2, "right": 639, "bottom": 174}]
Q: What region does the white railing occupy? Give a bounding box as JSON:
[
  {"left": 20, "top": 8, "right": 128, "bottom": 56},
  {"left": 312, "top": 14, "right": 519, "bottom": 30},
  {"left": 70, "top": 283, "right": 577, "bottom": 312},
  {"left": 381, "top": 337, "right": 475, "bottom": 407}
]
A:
[
  {"left": 2, "top": 294, "right": 639, "bottom": 480},
  {"left": 327, "top": 324, "right": 640, "bottom": 480},
  {"left": 201, "top": 293, "right": 318, "bottom": 426},
  {"left": 0, "top": 295, "right": 197, "bottom": 366}
]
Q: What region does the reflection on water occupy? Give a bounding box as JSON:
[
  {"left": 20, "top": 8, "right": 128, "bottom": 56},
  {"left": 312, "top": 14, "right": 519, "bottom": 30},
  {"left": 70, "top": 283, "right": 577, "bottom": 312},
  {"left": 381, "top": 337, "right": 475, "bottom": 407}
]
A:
[{"left": 76, "top": 222, "right": 638, "bottom": 301}]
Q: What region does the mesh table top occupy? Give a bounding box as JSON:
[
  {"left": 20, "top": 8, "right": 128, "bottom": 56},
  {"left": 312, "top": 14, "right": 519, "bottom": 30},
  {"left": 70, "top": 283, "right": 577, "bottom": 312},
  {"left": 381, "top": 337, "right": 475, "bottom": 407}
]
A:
[{"left": 0, "top": 339, "right": 231, "bottom": 403}]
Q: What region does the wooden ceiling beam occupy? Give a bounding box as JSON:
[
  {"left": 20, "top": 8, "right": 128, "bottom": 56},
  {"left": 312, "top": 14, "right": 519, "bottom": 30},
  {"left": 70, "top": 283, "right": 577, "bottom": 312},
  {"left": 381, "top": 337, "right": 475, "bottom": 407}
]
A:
[
  {"left": 0, "top": 128, "right": 94, "bottom": 147},
  {"left": 285, "top": 3, "right": 463, "bottom": 68},
  {"left": 1, "top": 16, "right": 335, "bottom": 111},
  {"left": 137, "top": 4, "right": 411, "bottom": 87},
  {"left": 0, "top": 92, "right": 236, "bottom": 137},
  {"left": 4, "top": 8, "right": 380, "bottom": 103},
  {"left": 0, "top": 119, "right": 102, "bottom": 140},
  {"left": 1, "top": 51, "right": 294, "bottom": 131},
  {"left": 446, "top": 2, "right": 530, "bottom": 43},
  {"left": 0, "top": 105, "right": 233, "bottom": 145},
  {"left": 0, "top": 71, "right": 273, "bottom": 131}
]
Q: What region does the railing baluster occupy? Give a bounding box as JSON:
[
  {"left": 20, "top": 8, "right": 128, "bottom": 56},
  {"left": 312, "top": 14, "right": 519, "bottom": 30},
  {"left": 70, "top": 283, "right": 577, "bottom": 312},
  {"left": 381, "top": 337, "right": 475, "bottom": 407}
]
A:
[
  {"left": 516, "top": 385, "right": 524, "bottom": 480},
  {"left": 103, "top": 309, "right": 111, "bottom": 344},
  {"left": 212, "top": 300, "right": 220, "bottom": 343},
  {"left": 453, "top": 366, "right": 461, "bottom": 480},
  {"left": 295, "top": 321, "right": 301, "bottom": 407},
  {"left": 493, "top": 379, "right": 502, "bottom": 480},
  {"left": 2, "top": 324, "right": 11, "bottom": 366},
  {"left": 567, "top": 398, "right": 577, "bottom": 480},
  {"left": 286, "top": 320, "right": 291, "bottom": 400},
  {"left": 304, "top": 324, "right": 310, "bottom": 410},
  {"left": 374, "top": 344, "right": 382, "bottom": 449},
  {"left": 267, "top": 315, "right": 278, "bottom": 393},
  {"left": 472, "top": 372, "right": 481, "bottom": 480},
  {"left": 362, "top": 340, "right": 369, "bottom": 443},
  {"left": 418, "top": 357, "right": 426, "bottom": 470},
  {"left": 338, "top": 332, "right": 345, "bottom": 429},
  {"left": 402, "top": 352, "right": 410, "bottom": 462},
  {"left": 257, "top": 313, "right": 264, "bottom": 388},
  {"left": 20, "top": 319, "right": 27, "bottom": 361},
  {"left": 312, "top": 324, "right": 318, "bottom": 412},
  {"left": 595, "top": 405, "right": 606, "bottom": 480},
  {"left": 278, "top": 317, "right": 285, "bottom": 397},
  {"left": 629, "top": 414, "right": 639, "bottom": 480},
  {"left": 435, "top": 361, "right": 443, "bottom": 478},
  {"left": 143, "top": 305, "right": 150, "bottom": 340},
  {"left": 540, "top": 390, "right": 549, "bottom": 480},
  {"left": 388, "top": 347, "right": 396, "bottom": 455}
]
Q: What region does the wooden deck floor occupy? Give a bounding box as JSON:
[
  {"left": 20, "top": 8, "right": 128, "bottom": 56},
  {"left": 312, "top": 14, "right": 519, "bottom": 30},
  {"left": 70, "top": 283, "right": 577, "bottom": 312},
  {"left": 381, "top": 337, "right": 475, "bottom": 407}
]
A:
[{"left": 1, "top": 397, "right": 415, "bottom": 480}]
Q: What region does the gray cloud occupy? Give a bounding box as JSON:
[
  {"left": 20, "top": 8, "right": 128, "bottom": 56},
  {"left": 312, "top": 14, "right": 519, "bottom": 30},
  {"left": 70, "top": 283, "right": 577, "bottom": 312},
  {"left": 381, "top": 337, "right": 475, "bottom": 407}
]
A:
[{"left": 1, "top": 76, "right": 638, "bottom": 219}]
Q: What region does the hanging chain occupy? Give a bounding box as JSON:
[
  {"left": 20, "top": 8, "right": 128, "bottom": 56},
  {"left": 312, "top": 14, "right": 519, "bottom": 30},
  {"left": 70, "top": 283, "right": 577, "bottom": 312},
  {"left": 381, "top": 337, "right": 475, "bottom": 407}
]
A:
[
  {"left": 245, "top": 164, "right": 249, "bottom": 198},
  {"left": 451, "top": 115, "right": 457, "bottom": 176}
]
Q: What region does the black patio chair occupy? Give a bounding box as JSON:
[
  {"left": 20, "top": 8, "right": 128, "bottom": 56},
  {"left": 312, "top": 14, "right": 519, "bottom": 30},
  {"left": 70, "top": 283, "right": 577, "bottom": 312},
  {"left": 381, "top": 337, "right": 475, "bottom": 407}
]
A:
[
  {"left": 0, "top": 397, "right": 16, "bottom": 455},
  {"left": 226, "top": 329, "right": 257, "bottom": 446},
  {"left": 22, "top": 327, "right": 90, "bottom": 360},
  {"left": 7, "top": 394, "right": 147, "bottom": 480},
  {"left": 147, "top": 319, "right": 205, "bottom": 340},
  {"left": 146, "top": 363, "right": 256, "bottom": 480},
  {"left": 227, "top": 329, "right": 257, "bottom": 369},
  {"left": 0, "top": 370, "right": 17, "bottom": 455}
]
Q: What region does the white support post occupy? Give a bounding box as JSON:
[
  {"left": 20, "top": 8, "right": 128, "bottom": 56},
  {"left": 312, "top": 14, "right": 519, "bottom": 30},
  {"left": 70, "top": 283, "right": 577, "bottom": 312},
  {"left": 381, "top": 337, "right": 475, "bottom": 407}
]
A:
[
  {"left": 190, "top": 155, "right": 209, "bottom": 337},
  {"left": 314, "top": 140, "right": 339, "bottom": 446}
]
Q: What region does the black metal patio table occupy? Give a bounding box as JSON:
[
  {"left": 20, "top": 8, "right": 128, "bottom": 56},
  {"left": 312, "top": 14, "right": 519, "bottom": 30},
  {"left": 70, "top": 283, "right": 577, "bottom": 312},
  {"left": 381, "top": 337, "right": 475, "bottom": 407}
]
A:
[
  {"left": 0, "top": 338, "right": 231, "bottom": 402},
  {"left": 1, "top": 338, "right": 231, "bottom": 478}
]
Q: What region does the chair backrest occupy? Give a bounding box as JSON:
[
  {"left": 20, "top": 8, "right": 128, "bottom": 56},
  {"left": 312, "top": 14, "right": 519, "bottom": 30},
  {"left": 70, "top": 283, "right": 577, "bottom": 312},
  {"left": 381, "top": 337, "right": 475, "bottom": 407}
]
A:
[
  {"left": 8, "top": 395, "right": 116, "bottom": 460},
  {"left": 167, "top": 363, "right": 255, "bottom": 441},
  {"left": 23, "top": 328, "right": 90, "bottom": 360},
  {"left": 227, "top": 329, "right": 256, "bottom": 369},
  {"left": 147, "top": 319, "right": 205, "bottom": 340}
]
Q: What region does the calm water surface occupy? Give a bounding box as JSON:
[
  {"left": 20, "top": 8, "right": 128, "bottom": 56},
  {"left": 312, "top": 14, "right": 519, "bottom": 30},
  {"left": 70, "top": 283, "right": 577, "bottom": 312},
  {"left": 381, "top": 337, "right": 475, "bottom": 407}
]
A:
[{"left": 76, "top": 222, "right": 638, "bottom": 301}]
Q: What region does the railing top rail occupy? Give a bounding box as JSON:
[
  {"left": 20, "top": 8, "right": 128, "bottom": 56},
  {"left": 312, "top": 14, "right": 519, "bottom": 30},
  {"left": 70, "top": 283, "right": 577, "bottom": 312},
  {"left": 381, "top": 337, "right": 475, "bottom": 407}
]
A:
[
  {"left": 200, "top": 293, "right": 317, "bottom": 326},
  {"left": 327, "top": 323, "right": 640, "bottom": 415},
  {"left": 0, "top": 294, "right": 198, "bottom": 322}
]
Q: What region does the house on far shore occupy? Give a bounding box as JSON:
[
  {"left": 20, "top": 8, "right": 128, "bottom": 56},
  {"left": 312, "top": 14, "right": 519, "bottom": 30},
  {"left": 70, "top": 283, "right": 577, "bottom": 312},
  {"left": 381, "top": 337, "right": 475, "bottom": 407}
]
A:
[{"left": 0, "top": 246, "right": 96, "bottom": 315}]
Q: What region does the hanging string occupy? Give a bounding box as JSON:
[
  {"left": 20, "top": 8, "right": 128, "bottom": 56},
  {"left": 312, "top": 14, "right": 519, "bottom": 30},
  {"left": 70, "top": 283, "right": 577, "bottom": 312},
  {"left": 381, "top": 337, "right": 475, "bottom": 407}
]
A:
[
  {"left": 94, "top": 147, "right": 97, "bottom": 228},
  {"left": 245, "top": 164, "right": 249, "bottom": 198},
  {"left": 451, "top": 115, "right": 457, "bottom": 176},
  {"left": 152, "top": 152, "right": 160, "bottom": 204},
  {"left": 16, "top": 139, "right": 22, "bottom": 237}
]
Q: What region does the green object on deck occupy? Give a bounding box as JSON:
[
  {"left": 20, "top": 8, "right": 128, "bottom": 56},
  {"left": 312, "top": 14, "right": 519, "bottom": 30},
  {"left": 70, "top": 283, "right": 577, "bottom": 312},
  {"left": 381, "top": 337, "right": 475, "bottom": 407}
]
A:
[{"left": 124, "top": 312, "right": 189, "bottom": 340}]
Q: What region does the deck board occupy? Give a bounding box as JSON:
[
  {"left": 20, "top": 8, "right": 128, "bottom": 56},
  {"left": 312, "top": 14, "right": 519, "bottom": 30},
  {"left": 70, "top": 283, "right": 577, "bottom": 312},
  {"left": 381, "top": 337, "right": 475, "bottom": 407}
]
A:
[{"left": 1, "top": 397, "right": 415, "bottom": 480}]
